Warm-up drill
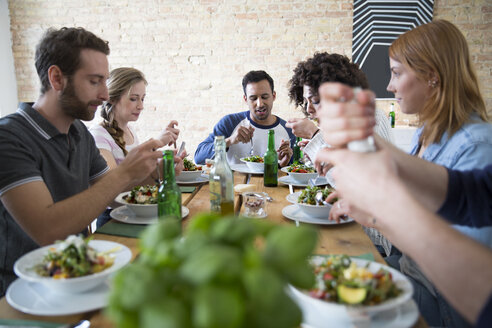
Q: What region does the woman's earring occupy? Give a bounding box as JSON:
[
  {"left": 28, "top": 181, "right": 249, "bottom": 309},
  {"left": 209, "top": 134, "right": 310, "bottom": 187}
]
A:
[{"left": 428, "top": 80, "right": 438, "bottom": 88}]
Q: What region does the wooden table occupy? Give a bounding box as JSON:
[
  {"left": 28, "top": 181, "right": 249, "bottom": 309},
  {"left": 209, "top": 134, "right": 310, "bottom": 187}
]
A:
[{"left": 0, "top": 172, "right": 427, "bottom": 327}]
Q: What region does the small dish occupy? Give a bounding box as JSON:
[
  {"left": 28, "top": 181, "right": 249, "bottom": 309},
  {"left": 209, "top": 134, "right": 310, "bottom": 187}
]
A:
[
  {"left": 176, "top": 170, "right": 203, "bottom": 182},
  {"left": 230, "top": 164, "right": 264, "bottom": 175},
  {"left": 115, "top": 192, "right": 157, "bottom": 218},
  {"left": 240, "top": 157, "right": 264, "bottom": 172},
  {"left": 242, "top": 192, "right": 268, "bottom": 218},
  {"left": 281, "top": 166, "right": 319, "bottom": 183},
  {"left": 279, "top": 175, "right": 329, "bottom": 188},
  {"left": 282, "top": 205, "right": 353, "bottom": 225},
  {"left": 110, "top": 205, "right": 189, "bottom": 224},
  {"left": 6, "top": 278, "right": 111, "bottom": 316},
  {"left": 289, "top": 256, "right": 414, "bottom": 327},
  {"left": 14, "top": 240, "right": 131, "bottom": 294}
]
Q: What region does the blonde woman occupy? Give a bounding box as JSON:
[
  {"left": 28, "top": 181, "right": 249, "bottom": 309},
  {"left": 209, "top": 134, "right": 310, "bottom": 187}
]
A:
[
  {"left": 90, "top": 67, "right": 182, "bottom": 227},
  {"left": 317, "top": 20, "right": 492, "bottom": 328},
  {"left": 90, "top": 67, "right": 179, "bottom": 168}
]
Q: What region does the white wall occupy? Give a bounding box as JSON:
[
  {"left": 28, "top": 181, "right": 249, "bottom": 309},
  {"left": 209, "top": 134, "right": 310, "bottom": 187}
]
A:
[{"left": 0, "top": 0, "right": 18, "bottom": 117}]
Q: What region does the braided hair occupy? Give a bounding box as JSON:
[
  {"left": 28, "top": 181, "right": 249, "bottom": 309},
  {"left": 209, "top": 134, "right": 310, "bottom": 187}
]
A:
[{"left": 100, "top": 67, "right": 147, "bottom": 155}]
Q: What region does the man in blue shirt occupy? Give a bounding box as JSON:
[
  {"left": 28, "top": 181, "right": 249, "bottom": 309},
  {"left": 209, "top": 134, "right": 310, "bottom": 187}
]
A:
[{"left": 194, "top": 70, "right": 295, "bottom": 167}]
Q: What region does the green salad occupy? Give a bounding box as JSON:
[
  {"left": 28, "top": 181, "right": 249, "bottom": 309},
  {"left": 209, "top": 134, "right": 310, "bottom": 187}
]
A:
[
  {"left": 297, "top": 186, "right": 336, "bottom": 205},
  {"left": 183, "top": 158, "right": 202, "bottom": 171},
  {"left": 287, "top": 164, "right": 315, "bottom": 173},
  {"left": 33, "top": 235, "right": 114, "bottom": 279},
  {"left": 124, "top": 185, "right": 158, "bottom": 204},
  {"left": 243, "top": 155, "right": 264, "bottom": 163},
  {"left": 308, "top": 255, "right": 401, "bottom": 305}
]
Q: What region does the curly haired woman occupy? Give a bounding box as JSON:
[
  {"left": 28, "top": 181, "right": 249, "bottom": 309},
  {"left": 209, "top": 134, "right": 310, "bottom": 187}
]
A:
[
  {"left": 287, "top": 52, "right": 393, "bottom": 143},
  {"left": 287, "top": 52, "right": 394, "bottom": 257}
]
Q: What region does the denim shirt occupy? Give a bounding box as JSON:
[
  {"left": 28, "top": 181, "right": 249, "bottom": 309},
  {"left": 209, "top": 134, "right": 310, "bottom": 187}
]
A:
[{"left": 400, "top": 115, "right": 492, "bottom": 295}]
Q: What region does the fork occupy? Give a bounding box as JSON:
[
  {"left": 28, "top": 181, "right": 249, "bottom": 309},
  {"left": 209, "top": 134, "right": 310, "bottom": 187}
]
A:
[{"left": 315, "top": 191, "right": 328, "bottom": 206}]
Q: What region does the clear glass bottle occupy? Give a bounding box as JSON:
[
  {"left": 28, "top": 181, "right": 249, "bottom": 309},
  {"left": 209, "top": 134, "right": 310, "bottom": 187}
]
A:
[
  {"left": 209, "top": 136, "right": 234, "bottom": 215},
  {"left": 158, "top": 150, "right": 182, "bottom": 224},
  {"left": 263, "top": 130, "right": 278, "bottom": 187}
]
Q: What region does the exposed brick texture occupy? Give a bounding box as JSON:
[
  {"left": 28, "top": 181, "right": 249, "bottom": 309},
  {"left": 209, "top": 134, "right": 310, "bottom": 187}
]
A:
[{"left": 7, "top": 0, "right": 491, "bottom": 155}]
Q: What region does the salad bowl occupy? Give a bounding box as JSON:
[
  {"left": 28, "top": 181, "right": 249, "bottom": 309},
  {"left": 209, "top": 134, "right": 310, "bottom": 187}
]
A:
[
  {"left": 115, "top": 190, "right": 157, "bottom": 218},
  {"left": 289, "top": 256, "right": 414, "bottom": 326},
  {"left": 296, "top": 202, "right": 332, "bottom": 219},
  {"left": 177, "top": 159, "right": 204, "bottom": 181},
  {"left": 240, "top": 156, "right": 264, "bottom": 172},
  {"left": 14, "top": 239, "right": 132, "bottom": 294},
  {"left": 176, "top": 170, "right": 203, "bottom": 182},
  {"left": 281, "top": 165, "right": 318, "bottom": 183},
  {"left": 296, "top": 186, "right": 336, "bottom": 218}
]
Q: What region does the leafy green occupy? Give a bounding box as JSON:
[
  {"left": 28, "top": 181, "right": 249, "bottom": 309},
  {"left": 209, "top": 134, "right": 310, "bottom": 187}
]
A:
[{"left": 107, "top": 213, "right": 318, "bottom": 328}]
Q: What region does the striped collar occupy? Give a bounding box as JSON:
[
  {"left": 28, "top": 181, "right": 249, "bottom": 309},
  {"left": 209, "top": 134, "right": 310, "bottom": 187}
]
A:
[{"left": 17, "top": 103, "right": 81, "bottom": 141}]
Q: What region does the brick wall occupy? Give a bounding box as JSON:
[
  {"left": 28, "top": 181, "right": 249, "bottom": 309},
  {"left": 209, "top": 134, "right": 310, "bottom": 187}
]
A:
[{"left": 8, "top": 0, "right": 491, "bottom": 156}]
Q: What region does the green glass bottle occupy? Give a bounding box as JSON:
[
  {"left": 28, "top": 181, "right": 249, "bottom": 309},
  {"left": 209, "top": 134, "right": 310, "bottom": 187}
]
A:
[
  {"left": 209, "top": 136, "right": 235, "bottom": 215},
  {"left": 293, "top": 137, "right": 302, "bottom": 164},
  {"left": 158, "top": 150, "right": 182, "bottom": 224},
  {"left": 263, "top": 130, "right": 278, "bottom": 187},
  {"left": 389, "top": 103, "right": 396, "bottom": 128}
]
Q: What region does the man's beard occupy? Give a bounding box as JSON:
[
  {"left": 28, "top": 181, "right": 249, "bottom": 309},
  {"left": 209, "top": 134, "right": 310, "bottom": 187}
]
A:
[{"left": 59, "top": 79, "right": 101, "bottom": 121}]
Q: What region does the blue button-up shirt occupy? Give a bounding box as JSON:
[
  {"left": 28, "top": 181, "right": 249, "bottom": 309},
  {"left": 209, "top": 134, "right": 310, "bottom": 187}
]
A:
[{"left": 401, "top": 114, "right": 492, "bottom": 295}]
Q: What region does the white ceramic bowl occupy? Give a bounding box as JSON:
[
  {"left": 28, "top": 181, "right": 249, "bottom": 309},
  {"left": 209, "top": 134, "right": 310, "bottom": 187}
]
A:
[
  {"left": 14, "top": 240, "right": 132, "bottom": 294},
  {"left": 176, "top": 170, "right": 203, "bottom": 182},
  {"left": 115, "top": 192, "right": 157, "bottom": 218},
  {"left": 289, "top": 257, "right": 414, "bottom": 327},
  {"left": 281, "top": 167, "right": 319, "bottom": 183},
  {"left": 296, "top": 202, "right": 332, "bottom": 219},
  {"left": 240, "top": 157, "right": 264, "bottom": 172}
]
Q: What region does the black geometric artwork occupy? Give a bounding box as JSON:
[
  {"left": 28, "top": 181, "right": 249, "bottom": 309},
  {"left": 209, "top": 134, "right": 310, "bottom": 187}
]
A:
[{"left": 352, "top": 0, "right": 434, "bottom": 98}]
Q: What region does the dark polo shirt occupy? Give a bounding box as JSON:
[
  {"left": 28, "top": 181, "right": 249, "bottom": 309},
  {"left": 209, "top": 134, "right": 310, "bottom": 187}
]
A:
[{"left": 0, "top": 103, "right": 109, "bottom": 296}]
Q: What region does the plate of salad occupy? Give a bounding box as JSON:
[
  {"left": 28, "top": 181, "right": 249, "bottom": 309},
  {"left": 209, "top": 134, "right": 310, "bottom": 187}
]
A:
[
  {"left": 115, "top": 185, "right": 158, "bottom": 217},
  {"left": 177, "top": 158, "right": 204, "bottom": 182},
  {"left": 293, "top": 186, "right": 336, "bottom": 218},
  {"left": 14, "top": 235, "right": 132, "bottom": 294},
  {"left": 281, "top": 164, "right": 318, "bottom": 183},
  {"left": 289, "top": 255, "right": 413, "bottom": 322},
  {"left": 240, "top": 156, "right": 264, "bottom": 172}
]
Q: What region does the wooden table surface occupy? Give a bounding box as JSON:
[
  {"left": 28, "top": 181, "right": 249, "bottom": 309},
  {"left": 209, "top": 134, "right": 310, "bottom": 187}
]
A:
[{"left": 0, "top": 172, "right": 427, "bottom": 327}]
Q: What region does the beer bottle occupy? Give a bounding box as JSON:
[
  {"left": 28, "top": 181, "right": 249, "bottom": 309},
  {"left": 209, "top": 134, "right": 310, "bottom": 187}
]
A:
[
  {"left": 389, "top": 103, "right": 396, "bottom": 128},
  {"left": 293, "top": 137, "right": 302, "bottom": 164},
  {"left": 209, "top": 136, "right": 234, "bottom": 215},
  {"left": 158, "top": 150, "right": 182, "bottom": 224},
  {"left": 263, "top": 130, "right": 278, "bottom": 187}
]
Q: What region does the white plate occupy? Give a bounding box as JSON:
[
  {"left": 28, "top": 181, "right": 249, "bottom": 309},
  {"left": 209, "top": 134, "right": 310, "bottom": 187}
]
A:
[
  {"left": 282, "top": 204, "right": 353, "bottom": 225},
  {"left": 279, "top": 175, "right": 330, "bottom": 188},
  {"left": 286, "top": 191, "right": 302, "bottom": 203},
  {"left": 176, "top": 176, "right": 209, "bottom": 184},
  {"left": 14, "top": 240, "right": 131, "bottom": 294},
  {"left": 298, "top": 298, "right": 418, "bottom": 328},
  {"left": 6, "top": 278, "right": 110, "bottom": 316},
  {"left": 110, "top": 205, "right": 189, "bottom": 224},
  {"left": 230, "top": 163, "right": 263, "bottom": 175},
  {"left": 290, "top": 256, "right": 415, "bottom": 328}
]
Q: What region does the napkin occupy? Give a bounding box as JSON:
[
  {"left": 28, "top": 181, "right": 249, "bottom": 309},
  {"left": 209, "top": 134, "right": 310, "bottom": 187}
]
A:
[
  {"left": 95, "top": 221, "right": 147, "bottom": 238},
  {"left": 0, "top": 319, "right": 61, "bottom": 327},
  {"left": 179, "top": 186, "right": 196, "bottom": 193}
]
